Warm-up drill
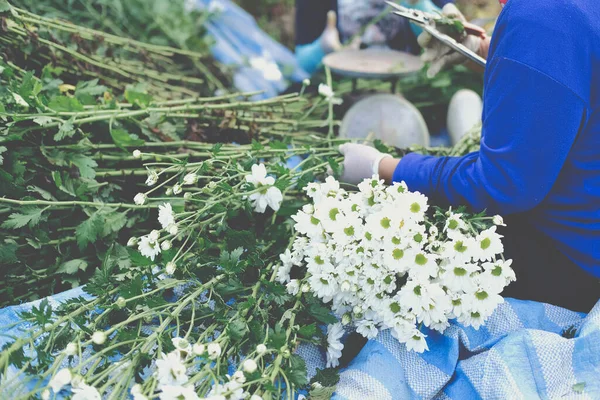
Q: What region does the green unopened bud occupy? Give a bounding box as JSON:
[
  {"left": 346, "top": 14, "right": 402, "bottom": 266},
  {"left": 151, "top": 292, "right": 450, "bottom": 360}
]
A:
[
  {"left": 116, "top": 297, "right": 126, "bottom": 309},
  {"left": 342, "top": 313, "right": 352, "bottom": 326}
]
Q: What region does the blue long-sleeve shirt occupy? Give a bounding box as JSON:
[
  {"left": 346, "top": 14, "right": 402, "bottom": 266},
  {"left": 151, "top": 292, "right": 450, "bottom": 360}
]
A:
[{"left": 393, "top": 0, "right": 600, "bottom": 277}]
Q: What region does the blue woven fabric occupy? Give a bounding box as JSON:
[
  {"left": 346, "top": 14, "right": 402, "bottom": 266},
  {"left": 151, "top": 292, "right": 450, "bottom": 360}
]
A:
[{"left": 2, "top": 291, "right": 599, "bottom": 399}]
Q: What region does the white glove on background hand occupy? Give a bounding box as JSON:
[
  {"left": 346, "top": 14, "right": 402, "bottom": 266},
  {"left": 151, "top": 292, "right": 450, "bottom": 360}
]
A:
[
  {"left": 320, "top": 11, "right": 342, "bottom": 54},
  {"left": 418, "top": 4, "right": 483, "bottom": 78},
  {"left": 338, "top": 144, "right": 392, "bottom": 185}
]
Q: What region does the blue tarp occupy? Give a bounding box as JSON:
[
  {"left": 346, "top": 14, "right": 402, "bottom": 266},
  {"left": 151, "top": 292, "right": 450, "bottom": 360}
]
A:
[{"left": 194, "top": 0, "right": 309, "bottom": 98}]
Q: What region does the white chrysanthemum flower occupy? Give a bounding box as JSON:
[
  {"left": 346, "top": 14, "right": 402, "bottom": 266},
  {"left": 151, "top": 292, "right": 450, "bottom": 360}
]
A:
[
  {"left": 146, "top": 169, "right": 159, "bottom": 186},
  {"left": 458, "top": 310, "right": 487, "bottom": 330},
  {"left": 138, "top": 232, "right": 161, "bottom": 261},
  {"left": 158, "top": 203, "right": 176, "bottom": 230},
  {"left": 472, "top": 226, "right": 504, "bottom": 262},
  {"left": 134, "top": 193, "right": 147, "bottom": 205},
  {"left": 440, "top": 263, "right": 480, "bottom": 292},
  {"left": 91, "top": 331, "right": 106, "bottom": 345},
  {"left": 71, "top": 383, "right": 101, "bottom": 400},
  {"left": 49, "top": 368, "right": 72, "bottom": 393},
  {"left": 183, "top": 173, "right": 198, "bottom": 185},
  {"left": 442, "top": 235, "right": 477, "bottom": 262},
  {"left": 408, "top": 252, "right": 439, "bottom": 281},
  {"left": 405, "top": 330, "right": 428, "bottom": 353},
  {"left": 242, "top": 359, "right": 258, "bottom": 373},
  {"left": 292, "top": 211, "right": 323, "bottom": 238},
  {"left": 131, "top": 384, "right": 149, "bottom": 400},
  {"left": 155, "top": 351, "right": 188, "bottom": 386},
  {"left": 444, "top": 213, "right": 467, "bottom": 239},
  {"left": 479, "top": 259, "right": 516, "bottom": 293},
  {"left": 326, "top": 323, "right": 344, "bottom": 368},
  {"left": 158, "top": 385, "right": 199, "bottom": 400},
  {"left": 207, "top": 342, "right": 221, "bottom": 360},
  {"left": 466, "top": 288, "right": 504, "bottom": 316},
  {"left": 355, "top": 319, "right": 378, "bottom": 339},
  {"left": 286, "top": 279, "right": 300, "bottom": 295}
]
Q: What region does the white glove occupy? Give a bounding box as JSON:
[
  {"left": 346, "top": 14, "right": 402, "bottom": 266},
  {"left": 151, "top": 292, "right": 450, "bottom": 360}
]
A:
[
  {"left": 418, "top": 4, "right": 483, "bottom": 78},
  {"left": 338, "top": 144, "right": 392, "bottom": 185},
  {"left": 320, "top": 11, "right": 342, "bottom": 54}
]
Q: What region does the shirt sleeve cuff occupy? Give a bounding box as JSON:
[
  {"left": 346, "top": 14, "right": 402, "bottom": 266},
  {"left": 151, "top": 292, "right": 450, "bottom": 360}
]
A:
[{"left": 392, "top": 152, "right": 440, "bottom": 195}]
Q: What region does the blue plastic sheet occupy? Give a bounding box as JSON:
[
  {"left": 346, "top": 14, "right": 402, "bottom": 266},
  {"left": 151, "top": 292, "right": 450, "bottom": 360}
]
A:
[{"left": 193, "top": 0, "right": 309, "bottom": 98}]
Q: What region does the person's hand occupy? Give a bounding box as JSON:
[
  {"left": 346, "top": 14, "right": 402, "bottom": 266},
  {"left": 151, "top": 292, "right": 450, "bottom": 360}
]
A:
[
  {"left": 320, "top": 11, "right": 342, "bottom": 54},
  {"left": 337, "top": 144, "right": 393, "bottom": 185},
  {"left": 417, "top": 4, "right": 488, "bottom": 78}
]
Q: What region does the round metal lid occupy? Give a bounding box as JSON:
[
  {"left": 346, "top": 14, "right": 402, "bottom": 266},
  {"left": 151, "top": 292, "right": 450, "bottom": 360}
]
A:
[
  {"left": 340, "top": 94, "right": 430, "bottom": 148},
  {"left": 323, "top": 48, "right": 424, "bottom": 80}
]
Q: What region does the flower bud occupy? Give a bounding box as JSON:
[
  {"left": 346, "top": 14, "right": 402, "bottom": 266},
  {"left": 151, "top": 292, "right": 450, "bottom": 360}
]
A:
[
  {"left": 127, "top": 237, "right": 138, "bottom": 247},
  {"left": 243, "top": 359, "right": 258, "bottom": 373},
  {"left": 256, "top": 344, "right": 267, "bottom": 355},
  {"left": 91, "top": 331, "right": 107, "bottom": 345},
  {"left": 64, "top": 342, "right": 77, "bottom": 356},
  {"left": 160, "top": 240, "right": 172, "bottom": 251},
  {"left": 302, "top": 78, "right": 311, "bottom": 86},
  {"left": 207, "top": 342, "right": 221, "bottom": 360},
  {"left": 341, "top": 313, "right": 352, "bottom": 326},
  {"left": 232, "top": 370, "right": 246, "bottom": 384},
  {"left": 165, "top": 188, "right": 173, "bottom": 196},
  {"left": 192, "top": 343, "right": 205, "bottom": 356},
  {"left": 173, "top": 184, "right": 183, "bottom": 195},
  {"left": 145, "top": 170, "right": 159, "bottom": 186},
  {"left": 183, "top": 173, "right": 198, "bottom": 185},
  {"left": 134, "top": 193, "right": 147, "bottom": 205},
  {"left": 132, "top": 149, "right": 142, "bottom": 159},
  {"left": 116, "top": 297, "right": 127, "bottom": 309},
  {"left": 250, "top": 395, "right": 262, "bottom": 400},
  {"left": 281, "top": 349, "right": 291, "bottom": 359},
  {"left": 301, "top": 284, "right": 310, "bottom": 293},
  {"left": 70, "top": 373, "right": 83, "bottom": 388},
  {"left": 183, "top": 192, "right": 192, "bottom": 200},
  {"left": 41, "top": 389, "right": 51, "bottom": 400},
  {"left": 493, "top": 215, "right": 506, "bottom": 226},
  {"left": 168, "top": 224, "right": 179, "bottom": 236},
  {"left": 166, "top": 261, "right": 176, "bottom": 275}
]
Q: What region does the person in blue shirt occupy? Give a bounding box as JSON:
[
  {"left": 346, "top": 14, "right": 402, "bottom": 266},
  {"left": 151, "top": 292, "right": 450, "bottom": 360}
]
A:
[
  {"left": 295, "top": 0, "right": 455, "bottom": 74},
  {"left": 337, "top": 0, "right": 600, "bottom": 312}
]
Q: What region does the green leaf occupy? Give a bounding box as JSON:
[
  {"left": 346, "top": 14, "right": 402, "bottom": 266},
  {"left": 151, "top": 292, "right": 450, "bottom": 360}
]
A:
[
  {"left": 219, "top": 247, "right": 244, "bottom": 273},
  {"left": 0, "top": 0, "right": 11, "bottom": 13},
  {"left": 101, "top": 211, "right": 128, "bottom": 237},
  {"left": 268, "top": 323, "right": 287, "bottom": 349},
  {"left": 297, "top": 323, "right": 317, "bottom": 339},
  {"left": 110, "top": 128, "right": 144, "bottom": 150},
  {"left": 310, "top": 367, "right": 340, "bottom": 387},
  {"left": 573, "top": 382, "right": 586, "bottom": 393},
  {"left": 33, "top": 116, "right": 54, "bottom": 126},
  {"left": 68, "top": 153, "right": 97, "bottom": 179},
  {"left": 57, "top": 259, "right": 88, "bottom": 275},
  {"left": 287, "top": 354, "right": 309, "bottom": 388},
  {"left": 269, "top": 140, "right": 288, "bottom": 150},
  {"left": 54, "top": 118, "right": 76, "bottom": 141},
  {"left": 2, "top": 207, "right": 47, "bottom": 229},
  {"left": 75, "top": 79, "right": 107, "bottom": 104},
  {"left": 226, "top": 318, "right": 249, "bottom": 343},
  {"left": 308, "top": 303, "right": 338, "bottom": 325},
  {"left": 48, "top": 96, "right": 84, "bottom": 112},
  {"left": 75, "top": 213, "right": 103, "bottom": 249},
  {"left": 27, "top": 185, "right": 55, "bottom": 201},
  {"left": 125, "top": 88, "right": 152, "bottom": 108},
  {"left": 0, "top": 242, "right": 18, "bottom": 263}
]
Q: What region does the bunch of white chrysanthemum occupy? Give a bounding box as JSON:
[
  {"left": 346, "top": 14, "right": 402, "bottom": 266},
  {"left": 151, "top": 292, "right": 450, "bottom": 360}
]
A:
[
  {"left": 144, "top": 338, "right": 269, "bottom": 400},
  {"left": 280, "top": 176, "right": 514, "bottom": 360}
]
